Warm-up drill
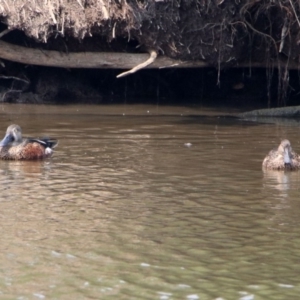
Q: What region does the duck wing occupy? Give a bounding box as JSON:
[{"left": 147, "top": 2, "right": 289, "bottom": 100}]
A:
[{"left": 29, "top": 138, "right": 58, "bottom": 149}]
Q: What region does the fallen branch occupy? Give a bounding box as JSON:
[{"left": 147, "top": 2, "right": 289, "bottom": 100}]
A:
[
  {"left": 0, "top": 29, "right": 11, "bottom": 38},
  {"left": 0, "top": 89, "right": 23, "bottom": 102},
  {"left": 0, "top": 75, "right": 29, "bottom": 83},
  {"left": 117, "top": 49, "right": 158, "bottom": 78}
]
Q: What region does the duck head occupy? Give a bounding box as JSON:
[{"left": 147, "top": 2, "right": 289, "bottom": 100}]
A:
[
  {"left": 278, "top": 139, "right": 292, "bottom": 166},
  {"left": 0, "top": 124, "right": 23, "bottom": 147}
]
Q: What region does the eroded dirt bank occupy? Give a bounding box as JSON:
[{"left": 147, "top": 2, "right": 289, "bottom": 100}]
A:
[{"left": 0, "top": 1, "right": 299, "bottom": 106}]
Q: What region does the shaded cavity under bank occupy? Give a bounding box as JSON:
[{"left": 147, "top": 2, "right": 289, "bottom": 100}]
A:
[{"left": 2, "top": 66, "right": 300, "bottom": 108}]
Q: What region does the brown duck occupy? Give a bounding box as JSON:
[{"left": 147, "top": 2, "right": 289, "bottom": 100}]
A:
[
  {"left": 262, "top": 139, "right": 300, "bottom": 170},
  {"left": 0, "top": 124, "right": 58, "bottom": 160}
]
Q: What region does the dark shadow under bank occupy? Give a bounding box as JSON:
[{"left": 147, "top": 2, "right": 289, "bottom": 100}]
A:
[{"left": 1, "top": 64, "right": 300, "bottom": 109}]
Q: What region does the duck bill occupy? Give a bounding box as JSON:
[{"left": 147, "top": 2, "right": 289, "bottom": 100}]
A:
[
  {"left": 283, "top": 148, "right": 291, "bottom": 164},
  {"left": 0, "top": 133, "right": 13, "bottom": 147}
]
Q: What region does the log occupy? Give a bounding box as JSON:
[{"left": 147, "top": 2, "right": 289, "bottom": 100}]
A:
[
  {"left": 239, "top": 106, "right": 300, "bottom": 118},
  {"left": 0, "top": 40, "right": 299, "bottom": 72},
  {"left": 0, "top": 40, "right": 208, "bottom": 69}
]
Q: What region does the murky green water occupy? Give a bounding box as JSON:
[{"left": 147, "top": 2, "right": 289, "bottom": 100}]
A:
[{"left": 0, "top": 104, "right": 300, "bottom": 299}]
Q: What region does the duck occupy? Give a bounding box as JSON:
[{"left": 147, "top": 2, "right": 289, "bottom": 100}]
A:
[
  {"left": 0, "top": 124, "right": 58, "bottom": 160},
  {"left": 262, "top": 139, "right": 300, "bottom": 170}
]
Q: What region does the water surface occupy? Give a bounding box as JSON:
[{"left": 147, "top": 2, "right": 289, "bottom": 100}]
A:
[{"left": 0, "top": 104, "right": 299, "bottom": 300}]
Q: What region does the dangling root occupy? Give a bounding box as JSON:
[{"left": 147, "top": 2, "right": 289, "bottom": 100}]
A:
[{"left": 116, "top": 49, "right": 158, "bottom": 78}]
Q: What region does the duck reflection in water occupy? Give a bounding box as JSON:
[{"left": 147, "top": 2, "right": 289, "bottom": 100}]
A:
[
  {"left": 263, "top": 139, "right": 300, "bottom": 170},
  {"left": 0, "top": 124, "right": 58, "bottom": 160}
]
